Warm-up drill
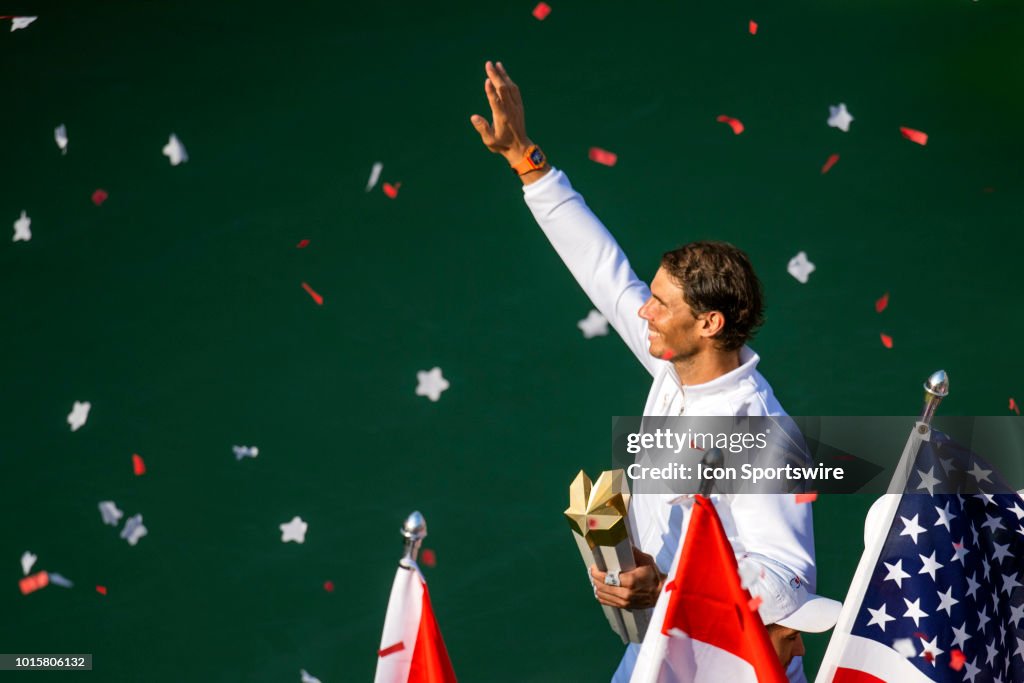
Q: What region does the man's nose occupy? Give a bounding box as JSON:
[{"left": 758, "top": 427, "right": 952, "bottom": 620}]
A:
[
  {"left": 638, "top": 298, "right": 653, "bottom": 320},
  {"left": 793, "top": 634, "right": 806, "bottom": 658}
]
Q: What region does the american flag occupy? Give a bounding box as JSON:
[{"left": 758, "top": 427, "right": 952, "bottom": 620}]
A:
[{"left": 818, "top": 429, "right": 1024, "bottom": 683}]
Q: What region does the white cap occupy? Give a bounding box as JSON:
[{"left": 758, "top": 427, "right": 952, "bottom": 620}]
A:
[{"left": 739, "top": 553, "right": 842, "bottom": 633}]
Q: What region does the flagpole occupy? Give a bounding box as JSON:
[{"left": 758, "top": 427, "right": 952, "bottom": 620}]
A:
[
  {"left": 814, "top": 371, "right": 949, "bottom": 682},
  {"left": 401, "top": 511, "right": 427, "bottom": 565}
]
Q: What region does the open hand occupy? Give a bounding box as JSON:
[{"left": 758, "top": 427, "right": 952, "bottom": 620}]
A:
[{"left": 471, "top": 61, "right": 533, "bottom": 163}]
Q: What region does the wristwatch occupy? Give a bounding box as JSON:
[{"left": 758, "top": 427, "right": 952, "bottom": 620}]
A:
[{"left": 510, "top": 145, "right": 546, "bottom": 175}]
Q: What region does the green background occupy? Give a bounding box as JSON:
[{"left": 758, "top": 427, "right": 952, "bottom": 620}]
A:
[{"left": 2, "top": 1, "right": 1022, "bottom": 680}]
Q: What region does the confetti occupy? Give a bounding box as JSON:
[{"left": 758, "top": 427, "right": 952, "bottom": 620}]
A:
[
  {"left": 120, "top": 514, "right": 148, "bottom": 546},
  {"left": 10, "top": 16, "right": 36, "bottom": 32},
  {"left": 162, "top": 133, "right": 188, "bottom": 166},
  {"left": 301, "top": 282, "right": 324, "bottom": 305},
  {"left": 949, "top": 649, "right": 966, "bottom": 671},
  {"left": 880, "top": 333, "right": 894, "bottom": 349},
  {"left": 577, "top": 310, "right": 609, "bottom": 339},
  {"left": 795, "top": 492, "right": 818, "bottom": 504},
  {"left": 415, "top": 367, "right": 450, "bottom": 402},
  {"left": 875, "top": 292, "right": 889, "bottom": 313},
  {"left": 296, "top": 239, "right": 310, "bottom": 248},
  {"left": 588, "top": 147, "right": 618, "bottom": 166},
  {"left": 92, "top": 189, "right": 108, "bottom": 206},
  {"left": 828, "top": 104, "right": 854, "bottom": 132},
  {"left": 323, "top": 580, "right": 335, "bottom": 592},
  {"left": 747, "top": 596, "right": 763, "bottom": 611},
  {"left": 378, "top": 642, "right": 405, "bottom": 658},
  {"left": 96, "top": 585, "right": 107, "bottom": 595},
  {"left": 366, "top": 162, "right": 383, "bottom": 192},
  {"left": 383, "top": 182, "right": 401, "bottom": 199},
  {"left": 737, "top": 560, "right": 761, "bottom": 589},
  {"left": 748, "top": 20, "right": 758, "bottom": 35},
  {"left": 12, "top": 210, "right": 31, "bottom": 242},
  {"left": 232, "top": 445, "right": 259, "bottom": 460},
  {"left": 67, "top": 401, "right": 91, "bottom": 431},
  {"left": 21, "top": 551, "right": 37, "bottom": 576},
  {"left": 821, "top": 153, "right": 840, "bottom": 175},
  {"left": 132, "top": 453, "right": 146, "bottom": 476},
  {"left": 421, "top": 548, "right": 437, "bottom": 568},
  {"left": 19, "top": 571, "right": 49, "bottom": 595},
  {"left": 900, "top": 127, "right": 928, "bottom": 146},
  {"left": 99, "top": 501, "right": 123, "bottom": 526},
  {"left": 48, "top": 572, "right": 73, "bottom": 588},
  {"left": 892, "top": 637, "right": 916, "bottom": 658},
  {"left": 532, "top": 2, "right": 551, "bottom": 20},
  {"left": 1010, "top": 398, "right": 1019, "bottom": 415},
  {"left": 301, "top": 670, "right": 322, "bottom": 683},
  {"left": 280, "top": 516, "right": 308, "bottom": 543},
  {"left": 716, "top": 115, "right": 744, "bottom": 135},
  {"left": 55, "top": 124, "right": 68, "bottom": 155},
  {"left": 660, "top": 350, "right": 674, "bottom": 361},
  {"left": 787, "top": 251, "right": 815, "bottom": 284}
]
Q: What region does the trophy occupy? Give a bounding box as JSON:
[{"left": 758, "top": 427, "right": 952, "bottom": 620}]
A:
[{"left": 564, "top": 469, "right": 650, "bottom": 643}]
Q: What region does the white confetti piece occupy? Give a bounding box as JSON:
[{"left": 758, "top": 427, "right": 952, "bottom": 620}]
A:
[
  {"left": 98, "top": 501, "right": 123, "bottom": 526},
  {"left": 120, "top": 514, "right": 148, "bottom": 546},
  {"left": 577, "top": 309, "right": 609, "bottom": 339},
  {"left": 415, "top": 367, "right": 450, "bottom": 402},
  {"left": 10, "top": 16, "right": 37, "bottom": 32},
  {"left": 232, "top": 445, "right": 259, "bottom": 460},
  {"left": 366, "top": 162, "right": 383, "bottom": 192},
  {"left": 67, "top": 401, "right": 91, "bottom": 431},
  {"left": 280, "top": 516, "right": 308, "bottom": 543},
  {"left": 827, "top": 103, "right": 854, "bottom": 133},
  {"left": 162, "top": 133, "right": 188, "bottom": 166},
  {"left": 300, "top": 670, "right": 322, "bottom": 683},
  {"left": 20, "top": 551, "right": 37, "bottom": 576},
  {"left": 54, "top": 124, "right": 68, "bottom": 155},
  {"left": 49, "top": 572, "right": 73, "bottom": 588},
  {"left": 787, "top": 251, "right": 816, "bottom": 284},
  {"left": 12, "top": 210, "right": 31, "bottom": 242},
  {"left": 892, "top": 637, "right": 916, "bottom": 658}
]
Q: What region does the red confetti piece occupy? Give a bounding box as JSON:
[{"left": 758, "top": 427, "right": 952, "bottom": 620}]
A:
[
  {"left": 382, "top": 182, "right": 401, "bottom": 199},
  {"left": 820, "top": 153, "right": 840, "bottom": 175},
  {"left": 19, "top": 571, "right": 49, "bottom": 595},
  {"left": 716, "top": 115, "right": 744, "bottom": 135},
  {"left": 660, "top": 350, "right": 674, "bottom": 361},
  {"left": 1010, "top": 398, "right": 1020, "bottom": 415},
  {"left": 132, "top": 453, "right": 146, "bottom": 476},
  {"left": 900, "top": 127, "right": 928, "bottom": 146},
  {"left": 296, "top": 239, "right": 310, "bottom": 249},
  {"left": 323, "top": 580, "right": 335, "bottom": 593},
  {"left": 588, "top": 517, "right": 597, "bottom": 528},
  {"left": 664, "top": 579, "right": 676, "bottom": 592},
  {"left": 588, "top": 147, "right": 618, "bottom": 167},
  {"left": 875, "top": 292, "right": 889, "bottom": 313},
  {"left": 748, "top": 20, "right": 758, "bottom": 35},
  {"left": 301, "top": 282, "right": 324, "bottom": 306},
  {"left": 532, "top": 2, "right": 551, "bottom": 20},
  {"left": 923, "top": 651, "right": 934, "bottom": 663},
  {"left": 950, "top": 649, "right": 966, "bottom": 671},
  {"left": 378, "top": 642, "right": 405, "bottom": 658},
  {"left": 421, "top": 548, "right": 437, "bottom": 567},
  {"left": 795, "top": 492, "right": 818, "bottom": 504},
  {"left": 880, "top": 333, "right": 894, "bottom": 349},
  {"left": 92, "top": 189, "right": 109, "bottom": 206},
  {"left": 96, "top": 585, "right": 107, "bottom": 595},
  {"left": 747, "top": 595, "right": 763, "bottom": 611}
]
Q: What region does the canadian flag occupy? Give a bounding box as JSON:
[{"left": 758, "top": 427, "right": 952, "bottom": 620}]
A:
[
  {"left": 631, "top": 496, "right": 788, "bottom": 683},
  {"left": 374, "top": 560, "right": 457, "bottom": 683}
]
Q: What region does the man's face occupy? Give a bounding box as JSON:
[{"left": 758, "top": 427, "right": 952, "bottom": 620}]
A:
[
  {"left": 638, "top": 267, "right": 704, "bottom": 361},
  {"left": 767, "top": 624, "right": 806, "bottom": 669}
]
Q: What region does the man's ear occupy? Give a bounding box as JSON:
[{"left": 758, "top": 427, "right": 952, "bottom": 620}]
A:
[{"left": 701, "top": 310, "right": 726, "bottom": 338}]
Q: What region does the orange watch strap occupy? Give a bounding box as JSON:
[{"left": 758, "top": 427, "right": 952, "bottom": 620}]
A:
[{"left": 510, "top": 145, "right": 545, "bottom": 175}]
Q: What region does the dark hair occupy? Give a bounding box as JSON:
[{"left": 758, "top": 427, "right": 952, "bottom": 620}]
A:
[{"left": 660, "top": 241, "right": 764, "bottom": 351}]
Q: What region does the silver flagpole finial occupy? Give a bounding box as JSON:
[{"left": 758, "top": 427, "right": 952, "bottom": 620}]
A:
[
  {"left": 920, "top": 370, "right": 949, "bottom": 426},
  {"left": 400, "top": 511, "right": 427, "bottom": 564}
]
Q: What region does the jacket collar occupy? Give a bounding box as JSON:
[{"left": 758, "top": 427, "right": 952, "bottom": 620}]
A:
[{"left": 665, "top": 345, "right": 761, "bottom": 399}]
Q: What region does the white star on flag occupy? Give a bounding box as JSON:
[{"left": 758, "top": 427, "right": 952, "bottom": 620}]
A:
[
  {"left": 10, "top": 16, "right": 37, "bottom": 32},
  {"left": 916, "top": 467, "right": 940, "bottom": 495},
  {"left": 20, "top": 551, "right": 37, "bottom": 576},
  {"left": 951, "top": 538, "right": 969, "bottom": 564},
  {"left": 67, "top": 401, "right": 91, "bottom": 431},
  {"left": 992, "top": 541, "right": 1012, "bottom": 564},
  {"left": 969, "top": 462, "right": 992, "bottom": 483},
  {"left": 98, "top": 501, "right": 123, "bottom": 526},
  {"left": 985, "top": 639, "right": 999, "bottom": 666},
  {"left": 162, "top": 133, "right": 189, "bottom": 166},
  {"left": 982, "top": 512, "right": 1003, "bottom": 533},
  {"left": 899, "top": 514, "right": 926, "bottom": 544},
  {"left": 951, "top": 622, "right": 970, "bottom": 650},
  {"left": 577, "top": 310, "right": 609, "bottom": 338},
  {"left": 866, "top": 603, "right": 895, "bottom": 631},
  {"left": 827, "top": 103, "right": 854, "bottom": 132},
  {"left": 936, "top": 586, "right": 958, "bottom": 615},
  {"left": 978, "top": 606, "right": 991, "bottom": 631},
  {"left": 918, "top": 635, "right": 943, "bottom": 666},
  {"left": 55, "top": 124, "right": 68, "bottom": 155},
  {"left": 1001, "top": 571, "right": 1022, "bottom": 596},
  {"left": 786, "top": 251, "right": 815, "bottom": 284},
  {"left": 1010, "top": 603, "right": 1024, "bottom": 628},
  {"left": 120, "top": 514, "right": 148, "bottom": 546},
  {"left": 934, "top": 501, "right": 956, "bottom": 530},
  {"left": 963, "top": 657, "right": 981, "bottom": 682},
  {"left": 280, "top": 516, "right": 308, "bottom": 543},
  {"left": 415, "top": 367, "right": 449, "bottom": 402},
  {"left": 917, "top": 551, "right": 942, "bottom": 580},
  {"left": 13, "top": 210, "right": 31, "bottom": 242},
  {"left": 883, "top": 559, "right": 910, "bottom": 587},
  {"left": 902, "top": 597, "right": 927, "bottom": 626}
]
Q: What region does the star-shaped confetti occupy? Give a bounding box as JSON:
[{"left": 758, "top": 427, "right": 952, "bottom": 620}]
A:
[
  {"left": 828, "top": 103, "right": 854, "bottom": 132},
  {"left": 54, "top": 124, "right": 68, "bottom": 155},
  {"left": 233, "top": 445, "right": 259, "bottom": 460},
  {"left": 120, "top": 514, "right": 148, "bottom": 545},
  {"left": 10, "top": 16, "right": 36, "bottom": 32},
  {"left": 280, "top": 516, "right": 308, "bottom": 543},
  {"left": 162, "top": 133, "right": 188, "bottom": 166},
  {"left": 99, "top": 501, "right": 123, "bottom": 526},
  {"left": 577, "top": 310, "right": 609, "bottom": 339},
  {"left": 415, "top": 367, "right": 450, "bottom": 402},
  {"left": 13, "top": 210, "right": 31, "bottom": 242},
  {"left": 67, "top": 401, "right": 91, "bottom": 431},
  {"left": 301, "top": 670, "right": 322, "bottom": 683},
  {"left": 787, "top": 251, "right": 815, "bottom": 283},
  {"left": 20, "top": 551, "right": 37, "bottom": 576}
]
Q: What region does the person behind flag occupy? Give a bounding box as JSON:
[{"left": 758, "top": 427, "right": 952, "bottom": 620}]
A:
[{"left": 470, "top": 61, "right": 816, "bottom": 682}]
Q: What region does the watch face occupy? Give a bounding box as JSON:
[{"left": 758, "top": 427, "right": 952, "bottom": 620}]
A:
[{"left": 529, "top": 149, "right": 544, "bottom": 165}]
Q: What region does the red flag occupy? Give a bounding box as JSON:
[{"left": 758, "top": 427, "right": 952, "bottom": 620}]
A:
[{"left": 375, "top": 561, "right": 456, "bottom": 683}]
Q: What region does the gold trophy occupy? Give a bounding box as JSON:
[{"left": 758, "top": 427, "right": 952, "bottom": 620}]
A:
[{"left": 564, "top": 469, "right": 650, "bottom": 643}]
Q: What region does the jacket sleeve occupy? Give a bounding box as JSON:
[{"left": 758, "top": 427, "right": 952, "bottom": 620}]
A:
[{"left": 522, "top": 167, "right": 660, "bottom": 377}]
